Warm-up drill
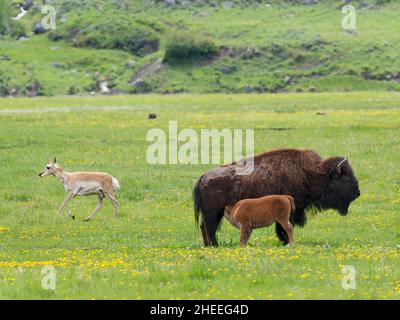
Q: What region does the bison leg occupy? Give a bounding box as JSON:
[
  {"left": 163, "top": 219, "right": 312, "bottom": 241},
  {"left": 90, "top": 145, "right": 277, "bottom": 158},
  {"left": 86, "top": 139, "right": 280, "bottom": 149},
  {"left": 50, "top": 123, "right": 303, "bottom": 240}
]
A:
[
  {"left": 200, "top": 210, "right": 224, "bottom": 247},
  {"left": 200, "top": 221, "right": 210, "bottom": 246}
]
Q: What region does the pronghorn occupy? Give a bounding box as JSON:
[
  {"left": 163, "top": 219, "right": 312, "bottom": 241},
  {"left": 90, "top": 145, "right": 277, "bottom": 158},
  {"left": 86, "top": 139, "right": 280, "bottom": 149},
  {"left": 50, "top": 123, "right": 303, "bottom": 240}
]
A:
[{"left": 39, "top": 158, "right": 120, "bottom": 221}]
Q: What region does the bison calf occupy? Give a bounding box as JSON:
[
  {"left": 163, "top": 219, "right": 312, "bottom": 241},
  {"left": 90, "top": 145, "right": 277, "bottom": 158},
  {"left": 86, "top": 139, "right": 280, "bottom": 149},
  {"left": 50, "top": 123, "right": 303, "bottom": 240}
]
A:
[{"left": 224, "top": 195, "right": 295, "bottom": 246}]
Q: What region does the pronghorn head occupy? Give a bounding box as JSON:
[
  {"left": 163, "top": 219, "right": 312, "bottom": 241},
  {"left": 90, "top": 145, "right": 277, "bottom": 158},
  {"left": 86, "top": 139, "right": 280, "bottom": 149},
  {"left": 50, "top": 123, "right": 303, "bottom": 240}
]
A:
[{"left": 39, "top": 158, "right": 59, "bottom": 177}]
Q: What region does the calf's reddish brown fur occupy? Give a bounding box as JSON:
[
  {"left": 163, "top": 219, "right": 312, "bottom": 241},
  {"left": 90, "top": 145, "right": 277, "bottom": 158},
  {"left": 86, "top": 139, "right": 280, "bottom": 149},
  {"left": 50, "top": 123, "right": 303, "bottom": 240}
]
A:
[{"left": 224, "top": 195, "right": 295, "bottom": 246}]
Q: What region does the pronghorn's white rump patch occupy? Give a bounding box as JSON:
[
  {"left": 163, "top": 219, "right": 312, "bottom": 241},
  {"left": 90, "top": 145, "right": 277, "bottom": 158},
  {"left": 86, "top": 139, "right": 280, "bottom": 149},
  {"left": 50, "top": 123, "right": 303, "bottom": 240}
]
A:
[{"left": 112, "top": 177, "right": 120, "bottom": 190}]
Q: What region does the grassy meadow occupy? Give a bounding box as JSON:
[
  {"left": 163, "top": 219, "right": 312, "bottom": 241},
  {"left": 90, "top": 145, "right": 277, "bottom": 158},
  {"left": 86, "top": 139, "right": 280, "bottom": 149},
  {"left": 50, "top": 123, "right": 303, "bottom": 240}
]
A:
[{"left": 0, "top": 92, "right": 399, "bottom": 299}]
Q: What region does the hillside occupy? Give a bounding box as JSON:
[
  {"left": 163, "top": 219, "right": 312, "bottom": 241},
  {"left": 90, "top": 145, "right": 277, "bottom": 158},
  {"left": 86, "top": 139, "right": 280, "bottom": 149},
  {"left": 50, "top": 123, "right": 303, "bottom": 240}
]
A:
[{"left": 1, "top": 0, "right": 400, "bottom": 96}]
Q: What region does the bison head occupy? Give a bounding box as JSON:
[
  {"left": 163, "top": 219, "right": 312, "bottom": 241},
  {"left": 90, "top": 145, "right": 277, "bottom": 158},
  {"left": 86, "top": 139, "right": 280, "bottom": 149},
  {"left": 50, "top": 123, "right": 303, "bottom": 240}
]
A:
[{"left": 318, "top": 157, "right": 360, "bottom": 215}]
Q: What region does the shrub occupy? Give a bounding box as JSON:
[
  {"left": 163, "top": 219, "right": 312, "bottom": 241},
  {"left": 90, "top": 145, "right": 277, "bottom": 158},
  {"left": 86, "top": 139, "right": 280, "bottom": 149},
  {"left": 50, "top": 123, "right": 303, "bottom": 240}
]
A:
[
  {"left": 9, "top": 20, "right": 26, "bottom": 38},
  {"left": 50, "top": 11, "right": 161, "bottom": 57},
  {"left": 70, "top": 22, "right": 159, "bottom": 56},
  {"left": 163, "top": 32, "right": 218, "bottom": 64},
  {"left": 0, "top": 0, "right": 25, "bottom": 38},
  {"left": 0, "top": 0, "right": 12, "bottom": 35},
  {"left": 0, "top": 75, "right": 11, "bottom": 96},
  {"left": 375, "top": 0, "right": 392, "bottom": 5}
]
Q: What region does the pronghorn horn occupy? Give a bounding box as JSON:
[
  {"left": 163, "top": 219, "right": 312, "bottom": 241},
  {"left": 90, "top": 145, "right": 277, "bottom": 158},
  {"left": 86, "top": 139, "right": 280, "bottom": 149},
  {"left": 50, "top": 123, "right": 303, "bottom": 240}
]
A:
[
  {"left": 53, "top": 157, "right": 57, "bottom": 164},
  {"left": 337, "top": 157, "right": 347, "bottom": 174}
]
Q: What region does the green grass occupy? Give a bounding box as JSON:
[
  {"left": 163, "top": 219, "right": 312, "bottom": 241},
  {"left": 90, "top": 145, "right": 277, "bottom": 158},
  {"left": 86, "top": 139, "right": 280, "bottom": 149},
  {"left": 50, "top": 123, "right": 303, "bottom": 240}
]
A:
[
  {"left": 0, "top": 92, "right": 399, "bottom": 299},
  {"left": 1, "top": 0, "right": 400, "bottom": 95}
]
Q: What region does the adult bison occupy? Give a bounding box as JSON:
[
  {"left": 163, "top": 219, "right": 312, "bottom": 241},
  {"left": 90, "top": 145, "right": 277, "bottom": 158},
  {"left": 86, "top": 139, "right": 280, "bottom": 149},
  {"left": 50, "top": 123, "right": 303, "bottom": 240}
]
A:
[{"left": 193, "top": 148, "right": 360, "bottom": 246}]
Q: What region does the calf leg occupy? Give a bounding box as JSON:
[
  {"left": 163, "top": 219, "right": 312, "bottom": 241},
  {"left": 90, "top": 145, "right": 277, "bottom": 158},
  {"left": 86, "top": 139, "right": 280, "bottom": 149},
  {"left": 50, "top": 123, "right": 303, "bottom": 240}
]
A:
[
  {"left": 278, "top": 221, "right": 294, "bottom": 245},
  {"left": 276, "top": 208, "right": 304, "bottom": 245},
  {"left": 239, "top": 225, "right": 252, "bottom": 247},
  {"left": 275, "top": 223, "right": 289, "bottom": 245},
  {"left": 84, "top": 192, "right": 104, "bottom": 222}
]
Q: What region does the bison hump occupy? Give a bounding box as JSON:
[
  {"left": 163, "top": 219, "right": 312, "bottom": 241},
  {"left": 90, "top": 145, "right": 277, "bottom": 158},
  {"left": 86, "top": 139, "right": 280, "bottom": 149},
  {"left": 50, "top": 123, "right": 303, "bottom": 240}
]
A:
[{"left": 201, "top": 165, "right": 235, "bottom": 184}]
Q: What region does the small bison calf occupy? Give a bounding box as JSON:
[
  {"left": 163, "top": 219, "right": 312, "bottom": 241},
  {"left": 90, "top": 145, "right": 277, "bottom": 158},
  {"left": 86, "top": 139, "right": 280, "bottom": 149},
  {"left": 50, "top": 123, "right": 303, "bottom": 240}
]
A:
[{"left": 224, "top": 195, "right": 295, "bottom": 246}]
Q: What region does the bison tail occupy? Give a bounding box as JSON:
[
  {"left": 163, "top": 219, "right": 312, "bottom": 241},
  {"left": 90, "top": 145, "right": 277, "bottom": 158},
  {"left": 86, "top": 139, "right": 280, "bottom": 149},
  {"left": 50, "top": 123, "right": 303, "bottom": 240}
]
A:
[{"left": 193, "top": 176, "right": 203, "bottom": 227}]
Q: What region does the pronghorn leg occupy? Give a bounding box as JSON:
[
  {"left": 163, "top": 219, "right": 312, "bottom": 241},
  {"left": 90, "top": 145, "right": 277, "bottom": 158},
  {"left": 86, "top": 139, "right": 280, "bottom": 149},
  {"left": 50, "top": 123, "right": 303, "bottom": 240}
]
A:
[
  {"left": 67, "top": 209, "right": 75, "bottom": 220},
  {"left": 105, "top": 193, "right": 119, "bottom": 218},
  {"left": 57, "top": 191, "right": 76, "bottom": 215},
  {"left": 83, "top": 191, "right": 104, "bottom": 222}
]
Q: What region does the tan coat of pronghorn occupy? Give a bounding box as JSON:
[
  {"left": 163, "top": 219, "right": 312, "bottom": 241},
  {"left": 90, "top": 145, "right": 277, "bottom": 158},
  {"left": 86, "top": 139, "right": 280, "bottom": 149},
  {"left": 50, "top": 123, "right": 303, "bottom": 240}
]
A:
[
  {"left": 224, "top": 195, "right": 295, "bottom": 246},
  {"left": 39, "top": 158, "right": 120, "bottom": 221}
]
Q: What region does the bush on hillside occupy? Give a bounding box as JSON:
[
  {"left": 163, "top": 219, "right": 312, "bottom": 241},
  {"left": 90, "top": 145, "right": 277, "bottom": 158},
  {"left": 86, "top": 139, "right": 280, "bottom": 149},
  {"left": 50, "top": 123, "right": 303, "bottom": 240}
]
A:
[
  {"left": 0, "top": 75, "right": 11, "bottom": 96},
  {"left": 70, "top": 23, "right": 159, "bottom": 56},
  {"left": 0, "top": 0, "right": 25, "bottom": 38},
  {"left": 49, "top": 11, "right": 161, "bottom": 57},
  {"left": 163, "top": 33, "right": 218, "bottom": 64},
  {"left": 0, "top": 0, "right": 12, "bottom": 36},
  {"left": 9, "top": 20, "right": 26, "bottom": 38}
]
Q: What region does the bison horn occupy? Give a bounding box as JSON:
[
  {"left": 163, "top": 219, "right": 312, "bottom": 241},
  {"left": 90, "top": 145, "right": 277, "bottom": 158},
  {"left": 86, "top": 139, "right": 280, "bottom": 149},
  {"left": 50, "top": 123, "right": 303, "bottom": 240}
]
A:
[{"left": 337, "top": 157, "right": 347, "bottom": 174}]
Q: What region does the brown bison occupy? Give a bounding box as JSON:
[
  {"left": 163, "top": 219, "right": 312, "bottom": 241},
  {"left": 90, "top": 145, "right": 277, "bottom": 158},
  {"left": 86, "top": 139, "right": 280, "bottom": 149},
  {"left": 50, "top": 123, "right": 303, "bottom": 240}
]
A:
[
  {"left": 224, "top": 195, "right": 296, "bottom": 247},
  {"left": 193, "top": 148, "right": 360, "bottom": 246}
]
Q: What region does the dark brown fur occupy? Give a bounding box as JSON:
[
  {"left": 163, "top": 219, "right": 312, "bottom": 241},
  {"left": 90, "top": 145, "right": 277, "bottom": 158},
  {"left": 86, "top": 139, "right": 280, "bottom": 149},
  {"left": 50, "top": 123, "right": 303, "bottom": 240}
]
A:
[
  {"left": 193, "top": 148, "right": 360, "bottom": 246},
  {"left": 224, "top": 195, "right": 296, "bottom": 246}
]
